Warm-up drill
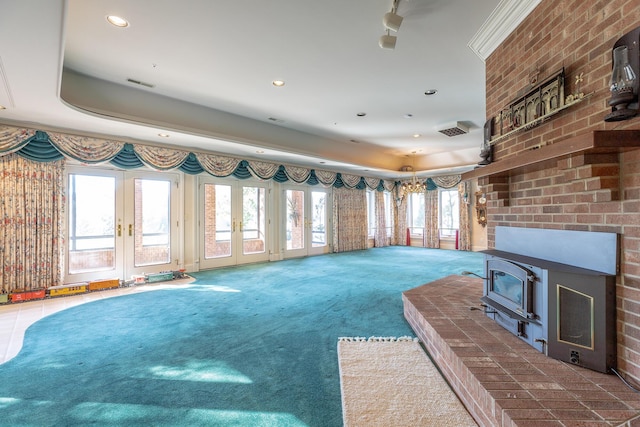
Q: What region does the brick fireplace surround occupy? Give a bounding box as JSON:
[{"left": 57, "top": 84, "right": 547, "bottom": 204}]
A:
[
  {"left": 457, "top": 0, "right": 640, "bottom": 412},
  {"left": 403, "top": 275, "right": 640, "bottom": 427}
]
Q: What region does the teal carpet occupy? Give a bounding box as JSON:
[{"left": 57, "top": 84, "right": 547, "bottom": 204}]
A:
[{"left": 0, "top": 247, "right": 483, "bottom": 426}]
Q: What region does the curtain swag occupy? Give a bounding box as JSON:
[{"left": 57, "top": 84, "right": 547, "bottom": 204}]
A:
[
  {"left": 283, "top": 165, "right": 311, "bottom": 183},
  {"left": 429, "top": 175, "right": 461, "bottom": 189},
  {"left": 314, "top": 170, "right": 338, "bottom": 187},
  {"left": 0, "top": 126, "right": 36, "bottom": 154},
  {"left": 246, "top": 160, "right": 280, "bottom": 180},
  {"left": 48, "top": 131, "right": 126, "bottom": 163},
  {"left": 339, "top": 173, "right": 363, "bottom": 189},
  {"left": 133, "top": 144, "right": 191, "bottom": 170},
  {"left": 0, "top": 125, "right": 401, "bottom": 191}
]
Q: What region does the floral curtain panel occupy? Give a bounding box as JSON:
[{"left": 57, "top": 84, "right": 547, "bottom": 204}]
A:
[
  {"left": 332, "top": 187, "right": 368, "bottom": 253},
  {"left": 457, "top": 182, "right": 472, "bottom": 251},
  {"left": 373, "top": 190, "right": 389, "bottom": 247},
  {"left": 393, "top": 189, "right": 407, "bottom": 246},
  {"left": 0, "top": 154, "right": 65, "bottom": 293},
  {"left": 423, "top": 190, "right": 440, "bottom": 248}
]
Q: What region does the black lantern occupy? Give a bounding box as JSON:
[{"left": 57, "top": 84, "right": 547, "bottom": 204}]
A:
[
  {"left": 604, "top": 27, "right": 639, "bottom": 122},
  {"left": 605, "top": 45, "right": 638, "bottom": 121}
]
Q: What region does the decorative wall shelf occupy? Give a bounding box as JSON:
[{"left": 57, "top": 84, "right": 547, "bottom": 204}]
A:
[
  {"left": 489, "top": 93, "right": 593, "bottom": 146},
  {"left": 462, "top": 130, "right": 640, "bottom": 181}
]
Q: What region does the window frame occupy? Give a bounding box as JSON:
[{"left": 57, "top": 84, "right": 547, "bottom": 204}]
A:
[
  {"left": 438, "top": 188, "right": 459, "bottom": 239},
  {"left": 366, "top": 189, "right": 376, "bottom": 238},
  {"left": 406, "top": 192, "right": 425, "bottom": 236}
]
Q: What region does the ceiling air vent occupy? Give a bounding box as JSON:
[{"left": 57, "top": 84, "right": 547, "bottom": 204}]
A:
[
  {"left": 127, "top": 78, "right": 155, "bottom": 88},
  {"left": 437, "top": 121, "right": 469, "bottom": 137}
]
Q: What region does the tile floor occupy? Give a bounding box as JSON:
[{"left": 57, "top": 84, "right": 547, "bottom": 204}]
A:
[{"left": 0, "top": 278, "right": 194, "bottom": 365}]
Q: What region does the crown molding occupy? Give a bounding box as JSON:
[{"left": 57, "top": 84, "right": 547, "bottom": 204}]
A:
[{"left": 468, "top": 0, "right": 542, "bottom": 62}]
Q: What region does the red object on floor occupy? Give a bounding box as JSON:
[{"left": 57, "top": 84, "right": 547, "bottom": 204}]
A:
[
  {"left": 455, "top": 230, "right": 459, "bottom": 250},
  {"left": 406, "top": 228, "right": 410, "bottom": 246}
]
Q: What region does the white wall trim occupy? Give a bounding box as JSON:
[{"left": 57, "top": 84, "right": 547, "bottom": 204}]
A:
[{"left": 468, "top": 0, "right": 542, "bottom": 62}]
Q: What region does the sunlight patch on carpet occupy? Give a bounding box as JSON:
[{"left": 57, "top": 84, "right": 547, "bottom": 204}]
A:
[
  {"left": 136, "top": 359, "right": 252, "bottom": 383},
  {"left": 181, "top": 284, "right": 242, "bottom": 293},
  {"left": 0, "top": 397, "right": 21, "bottom": 409},
  {"left": 68, "top": 402, "right": 307, "bottom": 426},
  {"left": 337, "top": 337, "right": 477, "bottom": 427}
]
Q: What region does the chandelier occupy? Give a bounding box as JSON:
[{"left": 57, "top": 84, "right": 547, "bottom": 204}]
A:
[
  {"left": 401, "top": 174, "right": 426, "bottom": 194},
  {"left": 401, "top": 152, "right": 426, "bottom": 194}
]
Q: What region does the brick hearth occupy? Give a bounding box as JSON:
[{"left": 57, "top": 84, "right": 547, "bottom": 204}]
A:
[{"left": 403, "top": 275, "right": 640, "bottom": 427}]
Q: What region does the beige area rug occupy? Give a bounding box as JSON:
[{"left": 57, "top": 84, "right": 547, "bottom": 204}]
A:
[{"left": 337, "top": 337, "right": 477, "bottom": 427}]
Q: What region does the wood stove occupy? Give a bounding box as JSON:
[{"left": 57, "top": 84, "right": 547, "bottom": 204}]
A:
[{"left": 479, "top": 227, "right": 618, "bottom": 373}]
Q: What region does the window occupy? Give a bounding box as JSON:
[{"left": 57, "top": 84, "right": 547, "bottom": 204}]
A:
[
  {"left": 367, "top": 190, "right": 393, "bottom": 239},
  {"left": 366, "top": 190, "right": 375, "bottom": 237},
  {"left": 383, "top": 191, "right": 392, "bottom": 237},
  {"left": 439, "top": 188, "right": 459, "bottom": 238},
  {"left": 406, "top": 192, "right": 425, "bottom": 235}
]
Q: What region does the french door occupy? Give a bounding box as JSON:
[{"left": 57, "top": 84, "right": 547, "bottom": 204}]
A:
[
  {"left": 199, "top": 177, "right": 270, "bottom": 268},
  {"left": 283, "top": 187, "right": 330, "bottom": 258},
  {"left": 65, "top": 167, "right": 180, "bottom": 283}
]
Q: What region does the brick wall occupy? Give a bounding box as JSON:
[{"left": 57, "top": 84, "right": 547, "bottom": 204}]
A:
[{"left": 481, "top": 0, "right": 640, "bottom": 382}]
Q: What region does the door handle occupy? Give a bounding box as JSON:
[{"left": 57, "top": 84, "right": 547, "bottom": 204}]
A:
[
  {"left": 232, "top": 220, "right": 236, "bottom": 232},
  {"left": 129, "top": 224, "right": 133, "bottom": 236},
  {"left": 117, "top": 224, "right": 122, "bottom": 237},
  {"left": 239, "top": 221, "right": 243, "bottom": 232}
]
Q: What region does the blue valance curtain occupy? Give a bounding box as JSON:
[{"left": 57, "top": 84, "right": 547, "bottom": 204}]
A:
[{"left": 0, "top": 125, "right": 396, "bottom": 191}]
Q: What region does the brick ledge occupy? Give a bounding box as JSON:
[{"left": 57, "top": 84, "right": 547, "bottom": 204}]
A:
[{"left": 403, "top": 275, "right": 640, "bottom": 427}]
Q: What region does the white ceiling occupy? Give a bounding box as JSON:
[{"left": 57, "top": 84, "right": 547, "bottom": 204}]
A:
[{"left": 0, "top": 0, "right": 528, "bottom": 179}]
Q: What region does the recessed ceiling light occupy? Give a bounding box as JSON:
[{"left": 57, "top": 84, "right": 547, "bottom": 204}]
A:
[
  {"left": 319, "top": 161, "right": 326, "bottom": 164},
  {"left": 424, "top": 89, "right": 438, "bottom": 96},
  {"left": 272, "top": 80, "right": 285, "bottom": 87},
  {"left": 256, "top": 150, "right": 265, "bottom": 154},
  {"left": 0, "top": 105, "right": 6, "bottom": 110},
  {"left": 350, "top": 139, "right": 361, "bottom": 144},
  {"left": 404, "top": 114, "right": 413, "bottom": 118},
  {"left": 356, "top": 112, "right": 367, "bottom": 117},
  {"left": 157, "top": 133, "right": 170, "bottom": 138},
  {"left": 413, "top": 134, "right": 421, "bottom": 138},
  {"left": 106, "top": 15, "right": 129, "bottom": 28}
]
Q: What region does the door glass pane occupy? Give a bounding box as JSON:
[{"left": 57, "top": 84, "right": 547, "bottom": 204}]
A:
[
  {"left": 311, "top": 191, "right": 326, "bottom": 247},
  {"left": 439, "top": 189, "right": 459, "bottom": 237},
  {"left": 204, "top": 183, "right": 232, "bottom": 259},
  {"left": 134, "top": 179, "right": 171, "bottom": 267},
  {"left": 286, "top": 190, "right": 304, "bottom": 250},
  {"left": 384, "top": 192, "right": 392, "bottom": 237},
  {"left": 409, "top": 192, "right": 425, "bottom": 235},
  {"left": 68, "top": 174, "right": 116, "bottom": 274},
  {"left": 242, "top": 186, "right": 266, "bottom": 255}
]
